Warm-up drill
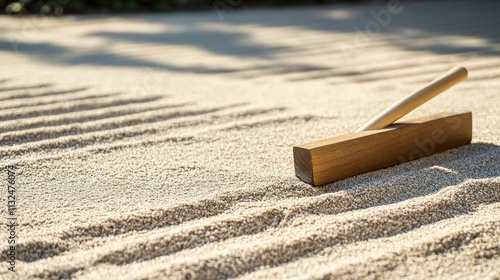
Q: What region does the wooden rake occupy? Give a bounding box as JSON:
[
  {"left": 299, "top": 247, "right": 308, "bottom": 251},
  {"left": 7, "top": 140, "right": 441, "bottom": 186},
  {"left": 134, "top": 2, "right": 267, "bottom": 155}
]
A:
[{"left": 293, "top": 66, "right": 471, "bottom": 186}]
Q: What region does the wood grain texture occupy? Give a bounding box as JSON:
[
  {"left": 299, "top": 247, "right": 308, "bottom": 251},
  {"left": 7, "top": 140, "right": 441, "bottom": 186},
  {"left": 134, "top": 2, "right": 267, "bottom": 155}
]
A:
[{"left": 294, "top": 112, "right": 472, "bottom": 186}]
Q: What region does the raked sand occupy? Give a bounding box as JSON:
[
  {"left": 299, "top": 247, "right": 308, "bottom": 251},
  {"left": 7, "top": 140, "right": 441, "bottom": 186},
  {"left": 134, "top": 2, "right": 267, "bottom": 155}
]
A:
[{"left": 0, "top": 0, "right": 499, "bottom": 279}]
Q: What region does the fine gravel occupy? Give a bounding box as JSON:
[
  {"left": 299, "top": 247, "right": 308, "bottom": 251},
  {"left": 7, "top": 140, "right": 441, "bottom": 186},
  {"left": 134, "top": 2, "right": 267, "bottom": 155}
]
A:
[{"left": 0, "top": 0, "right": 499, "bottom": 279}]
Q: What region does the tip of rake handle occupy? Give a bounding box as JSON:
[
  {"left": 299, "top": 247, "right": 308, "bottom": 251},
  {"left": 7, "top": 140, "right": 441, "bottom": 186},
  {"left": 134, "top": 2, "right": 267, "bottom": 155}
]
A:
[{"left": 355, "top": 66, "right": 469, "bottom": 132}]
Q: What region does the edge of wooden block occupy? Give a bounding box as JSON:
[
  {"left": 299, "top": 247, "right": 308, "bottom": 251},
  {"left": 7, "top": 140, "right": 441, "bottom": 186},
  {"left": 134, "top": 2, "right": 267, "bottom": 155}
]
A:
[
  {"left": 293, "top": 111, "right": 472, "bottom": 186},
  {"left": 293, "top": 146, "right": 313, "bottom": 185}
]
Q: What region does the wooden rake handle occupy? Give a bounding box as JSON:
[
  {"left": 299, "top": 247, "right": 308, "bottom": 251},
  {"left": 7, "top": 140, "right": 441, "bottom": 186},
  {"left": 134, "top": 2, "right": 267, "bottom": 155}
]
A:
[{"left": 355, "top": 66, "right": 468, "bottom": 132}]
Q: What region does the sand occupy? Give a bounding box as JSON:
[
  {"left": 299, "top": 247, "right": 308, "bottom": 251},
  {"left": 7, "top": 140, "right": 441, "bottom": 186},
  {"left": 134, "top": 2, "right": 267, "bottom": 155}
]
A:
[{"left": 0, "top": 0, "right": 499, "bottom": 279}]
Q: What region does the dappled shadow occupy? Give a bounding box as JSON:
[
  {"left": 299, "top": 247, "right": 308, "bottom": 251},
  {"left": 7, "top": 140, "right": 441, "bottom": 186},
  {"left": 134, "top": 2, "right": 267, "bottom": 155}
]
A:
[
  {"left": 0, "top": 40, "right": 237, "bottom": 73},
  {"left": 89, "top": 29, "right": 288, "bottom": 58},
  {"left": 202, "top": 1, "right": 500, "bottom": 56},
  {"left": 0, "top": 1, "right": 499, "bottom": 73}
]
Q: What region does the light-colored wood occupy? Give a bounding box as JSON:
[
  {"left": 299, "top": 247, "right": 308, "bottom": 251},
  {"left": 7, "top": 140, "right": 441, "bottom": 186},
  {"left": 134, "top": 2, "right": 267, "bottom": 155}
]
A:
[
  {"left": 294, "top": 112, "right": 472, "bottom": 186},
  {"left": 355, "top": 66, "right": 468, "bottom": 132}
]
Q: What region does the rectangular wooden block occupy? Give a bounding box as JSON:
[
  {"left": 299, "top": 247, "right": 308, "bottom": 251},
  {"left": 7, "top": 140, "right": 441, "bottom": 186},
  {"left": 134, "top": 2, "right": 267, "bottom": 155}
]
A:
[{"left": 293, "top": 112, "right": 472, "bottom": 186}]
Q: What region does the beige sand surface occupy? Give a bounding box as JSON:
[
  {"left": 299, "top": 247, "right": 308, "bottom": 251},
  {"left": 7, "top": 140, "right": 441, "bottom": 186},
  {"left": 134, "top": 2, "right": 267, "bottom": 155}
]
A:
[{"left": 0, "top": 0, "right": 499, "bottom": 279}]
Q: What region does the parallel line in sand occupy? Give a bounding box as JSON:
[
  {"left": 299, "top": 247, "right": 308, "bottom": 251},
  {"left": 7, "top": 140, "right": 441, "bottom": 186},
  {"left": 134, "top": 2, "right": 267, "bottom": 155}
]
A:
[
  {"left": 11, "top": 176, "right": 321, "bottom": 261},
  {"left": 0, "top": 87, "right": 90, "bottom": 102},
  {"left": 312, "top": 222, "right": 499, "bottom": 280},
  {"left": 0, "top": 107, "right": 294, "bottom": 157},
  {"left": 0, "top": 95, "right": 163, "bottom": 121},
  {"left": 236, "top": 204, "right": 500, "bottom": 279},
  {"left": 289, "top": 59, "right": 500, "bottom": 83},
  {"left": 41, "top": 169, "right": 499, "bottom": 270},
  {"left": 26, "top": 178, "right": 498, "bottom": 279},
  {"left": 0, "top": 92, "right": 118, "bottom": 110},
  {"left": 11, "top": 146, "right": 499, "bottom": 267},
  {"left": 98, "top": 179, "right": 499, "bottom": 280},
  {"left": 239, "top": 52, "right": 500, "bottom": 82},
  {"left": 22, "top": 210, "right": 288, "bottom": 279},
  {"left": 0, "top": 105, "right": 237, "bottom": 146},
  {"left": 0, "top": 83, "right": 51, "bottom": 92},
  {"left": 0, "top": 103, "right": 264, "bottom": 145},
  {"left": 0, "top": 102, "right": 191, "bottom": 133},
  {"left": 287, "top": 60, "right": 452, "bottom": 82},
  {"left": 328, "top": 63, "right": 500, "bottom": 85}
]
